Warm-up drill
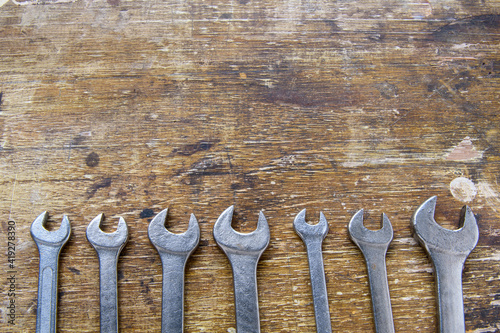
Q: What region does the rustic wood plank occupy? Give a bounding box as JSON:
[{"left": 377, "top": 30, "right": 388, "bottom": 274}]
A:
[{"left": 0, "top": 0, "right": 499, "bottom": 332}]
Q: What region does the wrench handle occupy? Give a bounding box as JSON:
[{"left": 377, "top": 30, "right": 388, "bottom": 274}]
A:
[
  {"left": 97, "top": 249, "right": 121, "bottom": 333},
  {"left": 431, "top": 252, "right": 467, "bottom": 333},
  {"left": 227, "top": 253, "right": 262, "bottom": 333},
  {"left": 159, "top": 253, "right": 189, "bottom": 333},
  {"left": 362, "top": 246, "right": 395, "bottom": 333},
  {"left": 305, "top": 240, "right": 332, "bottom": 333},
  {"left": 35, "top": 245, "right": 62, "bottom": 333}
]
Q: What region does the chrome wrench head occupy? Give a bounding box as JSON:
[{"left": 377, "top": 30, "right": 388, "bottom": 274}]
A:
[
  {"left": 411, "top": 196, "right": 479, "bottom": 333},
  {"left": 293, "top": 209, "right": 329, "bottom": 242},
  {"left": 348, "top": 209, "right": 395, "bottom": 333},
  {"left": 30, "top": 211, "right": 71, "bottom": 333},
  {"left": 293, "top": 209, "right": 332, "bottom": 333},
  {"left": 411, "top": 196, "right": 479, "bottom": 257},
  {"left": 86, "top": 213, "right": 128, "bottom": 250},
  {"left": 213, "top": 205, "right": 270, "bottom": 256},
  {"left": 31, "top": 211, "right": 71, "bottom": 247},
  {"left": 213, "top": 206, "right": 270, "bottom": 333},
  {"left": 348, "top": 209, "right": 393, "bottom": 249},
  {"left": 148, "top": 208, "right": 200, "bottom": 255},
  {"left": 148, "top": 208, "right": 200, "bottom": 333}
]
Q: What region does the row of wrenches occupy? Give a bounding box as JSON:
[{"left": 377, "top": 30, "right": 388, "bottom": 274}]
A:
[{"left": 31, "top": 195, "right": 479, "bottom": 333}]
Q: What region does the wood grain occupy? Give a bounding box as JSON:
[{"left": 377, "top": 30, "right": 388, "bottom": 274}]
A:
[{"left": 0, "top": 0, "right": 499, "bottom": 331}]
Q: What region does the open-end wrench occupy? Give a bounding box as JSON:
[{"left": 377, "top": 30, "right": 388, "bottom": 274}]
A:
[
  {"left": 86, "top": 213, "right": 128, "bottom": 333},
  {"left": 412, "top": 196, "right": 479, "bottom": 333},
  {"left": 148, "top": 208, "right": 200, "bottom": 333},
  {"left": 213, "top": 206, "right": 270, "bottom": 333},
  {"left": 293, "top": 209, "right": 332, "bottom": 333},
  {"left": 31, "top": 212, "right": 71, "bottom": 333},
  {"left": 348, "top": 209, "right": 394, "bottom": 333}
]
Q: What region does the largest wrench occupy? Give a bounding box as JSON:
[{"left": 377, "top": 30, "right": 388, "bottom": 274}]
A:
[
  {"left": 412, "top": 196, "right": 479, "bottom": 333},
  {"left": 213, "top": 206, "right": 270, "bottom": 333},
  {"left": 31, "top": 212, "right": 71, "bottom": 333}
]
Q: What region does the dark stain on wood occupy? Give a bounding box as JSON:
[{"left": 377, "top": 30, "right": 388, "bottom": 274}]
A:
[
  {"left": 87, "top": 177, "right": 112, "bottom": 199},
  {"left": 85, "top": 152, "right": 100, "bottom": 167},
  {"left": 107, "top": 0, "right": 120, "bottom": 6},
  {"left": 68, "top": 267, "right": 81, "bottom": 275},
  {"left": 169, "top": 140, "right": 219, "bottom": 157},
  {"left": 140, "top": 208, "right": 155, "bottom": 219},
  {"left": 432, "top": 14, "right": 500, "bottom": 42}
]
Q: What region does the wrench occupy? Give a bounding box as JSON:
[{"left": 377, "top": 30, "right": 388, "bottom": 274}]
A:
[
  {"left": 412, "top": 196, "right": 479, "bottom": 333},
  {"left": 293, "top": 209, "right": 332, "bottom": 333},
  {"left": 148, "top": 208, "right": 200, "bottom": 333},
  {"left": 348, "top": 209, "right": 394, "bottom": 333},
  {"left": 31, "top": 211, "right": 71, "bottom": 333},
  {"left": 213, "top": 206, "right": 270, "bottom": 333},
  {"left": 86, "top": 213, "right": 128, "bottom": 333}
]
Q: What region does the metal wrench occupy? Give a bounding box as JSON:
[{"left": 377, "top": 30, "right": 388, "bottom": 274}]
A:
[
  {"left": 293, "top": 209, "right": 332, "bottom": 333},
  {"left": 86, "top": 213, "right": 128, "bottom": 333},
  {"left": 213, "top": 206, "right": 270, "bottom": 333},
  {"left": 148, "top": 208, "right": 200, "bottom": 333},
  {"left": 412, "top": 196, "right": 479, "bottom": 333},
  {"left": 31, "top": 212, "right": 71, "bottom": 333},
  {"left": 348, "top": 209, "right": 394, "bottom": 333}
]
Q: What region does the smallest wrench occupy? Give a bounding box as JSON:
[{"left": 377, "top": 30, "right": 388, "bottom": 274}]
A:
[
  {"left": 293, "top": 209, "right": 332, "bottom": 333},
  {"left": 348, "top": 209, "right": 394, "bottom": 333},
  {"left": 148, "top": 208, "right": 200, "bottom": 333},
  {"left": 30, "top": 211, "right": 71, "bottom": 333},
  {"left": 86, "top": 213, "right": 128, "bottom": 333}
]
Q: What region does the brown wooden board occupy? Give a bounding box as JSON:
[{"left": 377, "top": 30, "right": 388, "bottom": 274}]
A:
[{"left": 0, "top": 0, "right": 499, "bottom": 331}]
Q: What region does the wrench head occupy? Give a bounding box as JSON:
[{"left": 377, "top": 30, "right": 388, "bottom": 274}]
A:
[
  {"left": 348, "top": 209, "right": 393, "bottom": 248},
  {"left": 411, "top": 196, "right": 479, "bottom": 256},
  {"left": 30, "top": 211, "right": 71, "bottom": 246},
  {"left": 148, "top": 208, "right": 200, "bottom": 255},
  {"left": 86, "top": 213, "right": 128, "bottom": 249},
  {"left": 213, "top": 206, "right": 270, "bottom": 256},
  {"left": 293, "top": 209, "right": 329, "bottom": 242}
]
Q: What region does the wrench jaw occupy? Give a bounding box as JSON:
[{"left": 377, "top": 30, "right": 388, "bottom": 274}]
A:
[
  {"left": 86, "top": 213, "right": 129, "bottom": 250},
  {"left": 213, "top": 206, "right": 270, "bottom": 256},
  {"left": 293, "top": 209, "right": 329, "bottom": 243},
  {"left": 148, "top": 208, "right": 200, "bottom": 256},
  {"left": 348, "top": 209, "right": 393, "bottom": 249},
  {"left": 411, "top": 196, "right": 479, "bottom": 257},
  {"left": 30, "top": 211, "right": 71, "bottom": 247}
]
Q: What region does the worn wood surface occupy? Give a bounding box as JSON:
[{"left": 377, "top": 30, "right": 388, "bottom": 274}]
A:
[{"left": 0, "top": 0, "right": 499, "bottom": 332}]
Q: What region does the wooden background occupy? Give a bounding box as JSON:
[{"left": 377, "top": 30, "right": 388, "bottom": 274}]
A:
[{"left": 0, "top": 0, "right": 499, "bottom": 331}]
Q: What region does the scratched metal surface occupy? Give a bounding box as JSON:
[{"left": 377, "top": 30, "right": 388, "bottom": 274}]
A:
[{"left": 0, "top": 0, "right": 499, "bottom": 332}]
